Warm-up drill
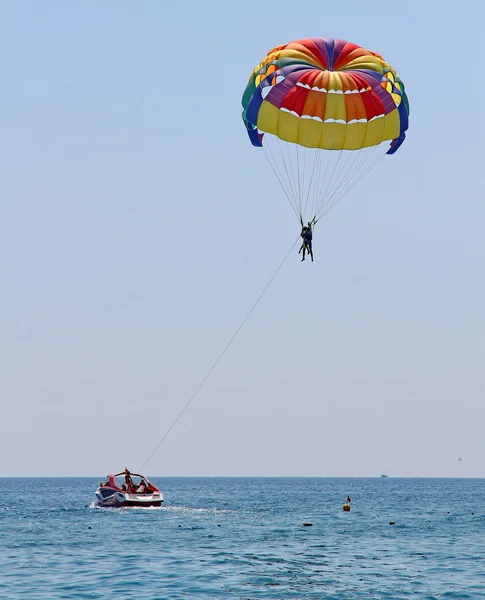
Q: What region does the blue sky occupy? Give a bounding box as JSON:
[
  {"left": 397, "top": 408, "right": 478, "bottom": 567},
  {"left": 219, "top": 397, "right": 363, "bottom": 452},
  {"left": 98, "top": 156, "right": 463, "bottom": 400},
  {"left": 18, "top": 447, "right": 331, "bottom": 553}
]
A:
[{"left": 1, "top": 1, "right": 483, "bottom": 477}]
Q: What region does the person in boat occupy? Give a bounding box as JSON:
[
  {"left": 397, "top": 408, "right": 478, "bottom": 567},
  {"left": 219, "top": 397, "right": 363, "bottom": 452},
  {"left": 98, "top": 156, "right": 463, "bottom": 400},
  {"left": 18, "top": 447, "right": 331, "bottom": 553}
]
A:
[
  {"left": 299, "top": 221, "right": 314, "bottom": 262},
  {"left": 124, "top": 472, "right": 136, "bottom": 493},
  {"left": 136, "top": 480, "right": 147, "bottom": 494}
]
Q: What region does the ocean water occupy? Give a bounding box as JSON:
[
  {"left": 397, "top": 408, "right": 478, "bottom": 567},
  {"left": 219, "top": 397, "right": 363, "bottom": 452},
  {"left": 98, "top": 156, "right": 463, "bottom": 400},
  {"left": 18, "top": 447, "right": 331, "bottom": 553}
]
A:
[{"left": 0, "top": 477, "right": 484, "bottom": 599}]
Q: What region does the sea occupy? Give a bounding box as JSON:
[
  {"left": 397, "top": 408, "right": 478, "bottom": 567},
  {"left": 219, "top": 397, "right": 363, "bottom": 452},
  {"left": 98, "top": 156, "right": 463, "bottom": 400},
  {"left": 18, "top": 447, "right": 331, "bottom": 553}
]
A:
[{"left": 0, "top": 477, "right": 484, "bottom": 599}]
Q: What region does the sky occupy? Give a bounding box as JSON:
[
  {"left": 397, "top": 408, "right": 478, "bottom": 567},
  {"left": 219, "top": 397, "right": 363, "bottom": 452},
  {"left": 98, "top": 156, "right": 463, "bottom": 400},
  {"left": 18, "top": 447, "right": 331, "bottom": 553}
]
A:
[{"left": 1, "top": 1, "right": 483, "bottom": 478}]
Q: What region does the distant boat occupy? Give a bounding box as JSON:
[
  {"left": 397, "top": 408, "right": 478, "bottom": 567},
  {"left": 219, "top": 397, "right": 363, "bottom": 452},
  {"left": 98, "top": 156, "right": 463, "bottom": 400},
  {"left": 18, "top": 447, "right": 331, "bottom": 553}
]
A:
[{"left": 380, "top": 474, "right": 389, "bottom": 478}]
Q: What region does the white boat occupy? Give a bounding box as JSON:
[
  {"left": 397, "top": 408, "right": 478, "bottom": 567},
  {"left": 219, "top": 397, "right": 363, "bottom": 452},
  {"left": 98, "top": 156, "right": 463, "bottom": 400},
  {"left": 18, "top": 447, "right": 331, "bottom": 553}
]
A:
[{"left": 95, "top": 469, "right": 163, "bottom": 507}]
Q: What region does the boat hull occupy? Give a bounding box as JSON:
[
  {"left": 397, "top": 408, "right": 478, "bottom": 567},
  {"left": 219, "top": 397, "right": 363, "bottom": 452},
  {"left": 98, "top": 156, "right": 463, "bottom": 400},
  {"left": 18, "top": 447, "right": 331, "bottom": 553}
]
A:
[{"left": 96, "top": 488, "right": 163, "bottom": 508}]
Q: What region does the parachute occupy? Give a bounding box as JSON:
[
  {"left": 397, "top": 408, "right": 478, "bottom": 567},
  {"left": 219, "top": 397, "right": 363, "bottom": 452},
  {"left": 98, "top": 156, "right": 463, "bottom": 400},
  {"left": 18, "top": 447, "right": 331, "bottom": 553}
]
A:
[{"left": 242, "top": 37, "right": 409, "bottom": 225}]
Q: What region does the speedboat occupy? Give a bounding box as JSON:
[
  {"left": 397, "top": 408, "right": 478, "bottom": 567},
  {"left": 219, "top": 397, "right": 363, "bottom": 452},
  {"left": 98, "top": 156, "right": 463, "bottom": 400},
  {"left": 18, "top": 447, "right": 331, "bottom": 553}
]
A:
[{"left": 95, "top": 469, "right": 164, "bottom": 508}]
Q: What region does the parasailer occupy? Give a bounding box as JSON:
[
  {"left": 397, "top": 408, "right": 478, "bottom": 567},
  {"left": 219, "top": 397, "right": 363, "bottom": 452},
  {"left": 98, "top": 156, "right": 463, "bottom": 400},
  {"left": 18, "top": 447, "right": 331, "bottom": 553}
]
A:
[
  {"left": 299, "top": 221, "right": 314, "bottom": 261},
  {"left": 241, "top": 37, "right": 409, "bottom": 260}
]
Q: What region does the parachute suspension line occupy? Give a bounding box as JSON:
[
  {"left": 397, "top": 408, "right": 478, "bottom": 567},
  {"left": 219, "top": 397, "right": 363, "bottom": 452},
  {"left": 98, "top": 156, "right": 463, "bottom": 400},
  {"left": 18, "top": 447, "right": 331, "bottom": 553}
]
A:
[
  {"left": 315, "top": 148, "right": 364, "bottom": 218},
  {"left": 329, "top": 145, "right": 385, "bottom": 207},
  {"left": 346, "top": 145, "right": 380, "bottom": 182},
  {"left": 276, "top": 137, "right": 299, "bottom": 207},
  {"left": 285, "top": 138, "right": 300, "bottom": 213},
  {"left": 299, "top": 145, "right": 307, "bottom": 220},
  {"left": 261, "top": 129, "right": 388, "bottom": 228},
  {"left": 323, "top": 150, "right": 344, "bottom": 206},
  {"left": 318, "top": 147, "right": 388, "bottom": 221},
  {"left": 139, "top": 237, "right": 300, "bottom": 472},
  {"left": 312, "top": 125, "right": 339, "bottom": 221},
  {"left": 321, "top": 147, "right": 388, "bottom": 218},
  {"left": 312, "top": 142, "right": 390, "bottom": 224},
  {"left": 280, "top": 112, "right": 306, "bottom": 222},
  {"left": 301, "top": 145, "right": 311, "bottom": 214},
  {"left": 282, "top": 114, "right": 302, "bottom": 217},
  {"left": 263, "top": 143, "right": 300, "bottom": 220},
  {"left": 302, "top": 145, "right": 322, "bottom": 223},
  {"left": 314, "top": 149, "right": 342, "bottom": 222},
  {"left": 302, "top": 144, "right": 311, "bottom": 220},
  {"left": 311, "top": 149, "right": 327, "bottom": 223},
  {"left": 327, "top": 149, "right": 361, "bottom": 200},
  {"left": 296, "top": 143, "right": 302, "bottom": 218},
  {"left": 301, "top": 123, "right": 320, "bottom": 223}
]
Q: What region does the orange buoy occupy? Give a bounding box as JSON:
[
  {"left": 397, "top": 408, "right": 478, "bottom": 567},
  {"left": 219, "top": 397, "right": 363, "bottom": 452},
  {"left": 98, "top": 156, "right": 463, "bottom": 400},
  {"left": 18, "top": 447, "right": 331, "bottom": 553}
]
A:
[{"left": 343, "top": 503, "right": 351, "bottom": 512}]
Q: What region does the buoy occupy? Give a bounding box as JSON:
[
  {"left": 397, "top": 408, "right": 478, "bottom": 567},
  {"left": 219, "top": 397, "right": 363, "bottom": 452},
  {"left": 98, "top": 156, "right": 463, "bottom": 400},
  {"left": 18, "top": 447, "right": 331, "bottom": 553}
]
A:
[
  {"left": 302, "top": 522, "right": 313, "bottom": 526},
  {"left": 343, "top": 504, "right": 351, "bottom": 512}
]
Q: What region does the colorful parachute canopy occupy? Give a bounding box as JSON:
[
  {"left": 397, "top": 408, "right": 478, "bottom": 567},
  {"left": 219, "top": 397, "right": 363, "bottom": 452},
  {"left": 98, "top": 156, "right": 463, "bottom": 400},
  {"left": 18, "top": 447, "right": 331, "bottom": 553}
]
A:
[{"left": 242, "top": 37, "right": 409, "bottom": 224}]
